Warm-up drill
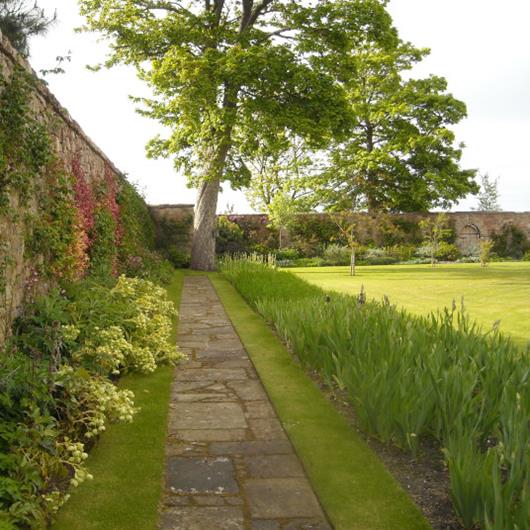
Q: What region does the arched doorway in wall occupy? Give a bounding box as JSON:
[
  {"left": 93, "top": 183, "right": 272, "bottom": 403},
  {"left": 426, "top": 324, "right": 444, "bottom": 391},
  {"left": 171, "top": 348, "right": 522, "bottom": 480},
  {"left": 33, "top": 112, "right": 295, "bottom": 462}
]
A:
[{"left": 459, "top": 224, "right": 481, "bottom": 255}]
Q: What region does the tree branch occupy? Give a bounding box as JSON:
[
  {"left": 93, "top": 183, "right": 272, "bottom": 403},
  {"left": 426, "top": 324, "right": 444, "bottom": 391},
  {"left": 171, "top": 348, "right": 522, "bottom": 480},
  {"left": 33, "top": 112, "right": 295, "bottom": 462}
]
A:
[
  {"left": 247, "top": 0, "right": 274, "bottom": 29},
  {"left": 239, "top": 0, "right": 254, "bottom": 32},
  {"left": 213, "top": 0, "right": 225, "bottom": 21}
]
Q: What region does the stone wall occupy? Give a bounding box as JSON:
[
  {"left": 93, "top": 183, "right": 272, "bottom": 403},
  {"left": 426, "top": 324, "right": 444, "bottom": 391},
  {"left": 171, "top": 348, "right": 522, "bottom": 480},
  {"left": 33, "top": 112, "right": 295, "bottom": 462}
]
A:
[
  {"left": 0, "top": 30, "right": 126, "bottom": 343},
  {"left": 449, "top": 212, "right": 530, "bottom": 254},
  {"left": 393, "top": 212, "right": 530, "bottom": 254},
  {"left": 149, "top": 204, "right": 195, "bottom": 253},
  {"left": 149, "top": 206, "right": 530, "bottom": 257}
]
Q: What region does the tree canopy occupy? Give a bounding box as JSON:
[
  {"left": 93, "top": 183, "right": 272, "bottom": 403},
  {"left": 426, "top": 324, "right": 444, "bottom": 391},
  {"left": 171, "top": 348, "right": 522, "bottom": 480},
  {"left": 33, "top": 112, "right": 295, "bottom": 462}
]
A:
[
  {"left": 78, "top": 0, "right": 399, "bottom": 269},
  {"left": 245, "top": 134, "right": 318, "bottom": 213},
  {"left": 317, "top": 41, "right": 478, "bottom": 212}
]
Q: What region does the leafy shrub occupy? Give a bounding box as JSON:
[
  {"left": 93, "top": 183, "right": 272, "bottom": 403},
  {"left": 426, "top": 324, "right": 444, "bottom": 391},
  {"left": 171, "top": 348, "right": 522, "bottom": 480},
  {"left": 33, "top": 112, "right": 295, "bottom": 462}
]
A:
[
  {"left": 275, "top": 247, "right": 299, "bottom": 261},
  {"left": 289, "top": 214, "right": 342, "bottom": 251},
  {"left": 523, "top": 250, "right": 530, "bottom": 261},
  {"left": 457, "top": 256, "right": 481, "bottom": 264},
  {"left": 357, "top": 247, "right": 398, "bottom": 266},
  {"left": 249, "top": 243, "right": 273, "bottom": 255},
  {"left": 167, "top": 248, "right": 190, "bottom": 268},
  {"left": 323, "top": 244, "right": 351, "bottom": 266},
  {"left": 415, "top": 243, "right": 460, "bottom": 262},
  {"left": 490, "top": 223, "right": 529, "bottom": 259},
  {"left": 216, "top": 216, "right": 247, "bottom": 254},
  {"left": 221, "top": 258, "right": 530, "bottom": 530},
  {"left": 360, "top": 256, "right": 399, "bottom": 266},
  {"left": 117, "top": 181, "right": 176, "bottom": 283},
  {"left": 0, "top": 276, "right": 182, "bottom": 527},
  {"left": 436, "top": 242, "right": 461, "bottom": 261},
  {"left": 154, "top": 215, "right": 192, "bottom": 259},
  {"left": 385, "top": 244, "right": 417, "bottom": 262},
  {"left": 277, "top": 257, "right": 326, "bottom": 268},
  {"left": 363, "top": 247, "right": 387, "bottom": 258}
]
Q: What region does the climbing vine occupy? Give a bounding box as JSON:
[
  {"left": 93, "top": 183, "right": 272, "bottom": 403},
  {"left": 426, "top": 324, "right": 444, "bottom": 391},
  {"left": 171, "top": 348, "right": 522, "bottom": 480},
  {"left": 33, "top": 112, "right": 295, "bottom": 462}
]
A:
[
  {"left": 0, "top": 66, "right": 51, "bottom": 209},
  {"left": 25, "top": 160, "right": 86, "bottom": 281},
  {"left": 0, "top": 64, "right": 172, "bottom": 309},
  {"left": 0, "top": 56, "right": 178, "bottom": 530}
]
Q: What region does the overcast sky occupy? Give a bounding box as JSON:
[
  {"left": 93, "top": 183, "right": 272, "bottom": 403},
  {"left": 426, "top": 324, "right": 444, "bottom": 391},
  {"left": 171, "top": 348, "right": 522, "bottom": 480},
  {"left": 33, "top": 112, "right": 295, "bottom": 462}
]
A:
[{"left": 26, "top": 0, "right": 530, "bottom": 212}]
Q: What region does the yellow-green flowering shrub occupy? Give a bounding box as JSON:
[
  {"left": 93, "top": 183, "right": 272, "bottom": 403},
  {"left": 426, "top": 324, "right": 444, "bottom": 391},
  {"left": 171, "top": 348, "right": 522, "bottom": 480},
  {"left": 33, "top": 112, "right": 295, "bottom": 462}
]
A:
[
  {"left": 70, "top": 325, "right": 133, "bottom": 375},
  {"left": 1, "top": 275, "right": 181, "bottom": 528},
  {"left": 55, "top": 366, "right": 136, "bottom": 440},
  {"left": 111, "top": 276, "right": 184, "bottom": 372}
]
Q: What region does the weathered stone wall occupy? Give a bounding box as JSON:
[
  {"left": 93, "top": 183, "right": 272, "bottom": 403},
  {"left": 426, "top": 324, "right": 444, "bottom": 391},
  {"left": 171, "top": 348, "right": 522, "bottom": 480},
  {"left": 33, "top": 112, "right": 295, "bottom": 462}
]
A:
[
  {"left": 149, "top": 204, "right": 195, "bottom": 253},
  {"left": 150, "top": 204, "right": 194, "bottom": 227},
  {"left": 393, "top": 212, "right": 530, "bottom": 254},
  {"left": 449, "top": 212, "right": 530, "bottom": 253},
  {"left": 0, "top": 30, "right": 126, "bottom": 343},
  {"left": 149, "top": 206, "right": 530, "bottom": 257}
]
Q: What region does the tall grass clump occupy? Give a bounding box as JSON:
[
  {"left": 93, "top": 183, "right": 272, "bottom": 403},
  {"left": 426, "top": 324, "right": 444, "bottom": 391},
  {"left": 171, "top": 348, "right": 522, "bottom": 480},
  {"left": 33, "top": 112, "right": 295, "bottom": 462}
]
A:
[{"left": 220, "top": 257, "right": 530, "bottom": 530}]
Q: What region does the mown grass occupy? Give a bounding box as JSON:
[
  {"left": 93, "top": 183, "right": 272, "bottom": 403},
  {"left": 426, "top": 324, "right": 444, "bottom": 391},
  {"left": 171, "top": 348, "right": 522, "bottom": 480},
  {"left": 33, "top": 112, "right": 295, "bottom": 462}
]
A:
[
  {"left": 210, "top": 273, "right": 431, "bottom": 530},
  {"left": 53, "top": 270, "right": 184, "bottom": 530},
  {"left": 292, "top": 262, "right": 530, "bottom": 346},
  {"left": 220, "top": 259, "right": 530, "bottom": 529}
]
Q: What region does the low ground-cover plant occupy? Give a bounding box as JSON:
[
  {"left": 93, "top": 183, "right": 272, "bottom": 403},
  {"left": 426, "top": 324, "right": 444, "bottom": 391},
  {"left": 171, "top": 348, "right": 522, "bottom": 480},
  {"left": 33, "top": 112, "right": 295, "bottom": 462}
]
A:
[
  {"left": 0, "top": 276, "right": 182, "bottom": 528},
  {"left": 221, "top": 257, "right": 530, "bottom": 530}
]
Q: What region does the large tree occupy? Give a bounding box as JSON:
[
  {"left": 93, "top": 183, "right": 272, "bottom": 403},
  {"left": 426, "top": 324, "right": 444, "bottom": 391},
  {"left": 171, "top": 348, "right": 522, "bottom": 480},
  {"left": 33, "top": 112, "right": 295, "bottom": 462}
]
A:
[
  {"left": 78, "top": 0, "right": 398, "bottom": 270},
  {"left": 0, "top": 0, "right": 55, "bottom": 56},
  {"left": 319, "top": 41, "right": 478, "bottom": 212},
  {"left": 245, "top": 134, "right": 319, "bottom": 213}
]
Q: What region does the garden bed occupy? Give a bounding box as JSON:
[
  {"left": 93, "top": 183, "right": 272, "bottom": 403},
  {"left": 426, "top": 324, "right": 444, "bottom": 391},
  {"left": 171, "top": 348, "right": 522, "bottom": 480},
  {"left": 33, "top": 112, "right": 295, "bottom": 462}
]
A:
[
  {"left": 220, "top": 257, "right": 530, "bottom": 530},
  {"left": 312, "top": 373, "right": 461, "bottom": 530}
]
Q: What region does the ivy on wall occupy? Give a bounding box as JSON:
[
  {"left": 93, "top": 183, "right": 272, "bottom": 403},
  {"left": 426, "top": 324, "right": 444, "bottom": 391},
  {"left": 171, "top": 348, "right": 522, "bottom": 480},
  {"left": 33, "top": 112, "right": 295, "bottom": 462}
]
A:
[
  {"left": 0, "top": 65, "right": 172, "bottom": 318},
  {"left": 0, "top": 66, "right": 52, "bottom": 210}
]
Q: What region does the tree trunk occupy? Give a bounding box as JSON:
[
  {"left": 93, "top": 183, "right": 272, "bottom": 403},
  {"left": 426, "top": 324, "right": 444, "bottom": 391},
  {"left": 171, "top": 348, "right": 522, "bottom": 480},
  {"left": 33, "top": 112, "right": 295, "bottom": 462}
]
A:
[
  {"left": 350, "top": 248, "right": 356, "bottom": 276},
  {"left": 190, "top": 81, "right": 238, "bottom": 271},
  {"left": 191, "top": 178, "right": 220, "bottom": 271}
]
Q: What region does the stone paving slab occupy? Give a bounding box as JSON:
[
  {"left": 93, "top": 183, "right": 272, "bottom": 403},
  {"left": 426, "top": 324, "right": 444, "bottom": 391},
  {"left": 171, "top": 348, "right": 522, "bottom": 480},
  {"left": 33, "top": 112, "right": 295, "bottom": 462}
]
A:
[{"left": 159, "top": 276, "right": 331, "bottom": 530}]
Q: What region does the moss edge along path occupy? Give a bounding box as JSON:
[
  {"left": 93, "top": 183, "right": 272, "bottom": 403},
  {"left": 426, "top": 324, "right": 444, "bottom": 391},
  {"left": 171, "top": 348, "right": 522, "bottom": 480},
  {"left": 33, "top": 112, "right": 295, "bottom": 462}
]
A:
[
  {"left": 53, "top": 271, "right": 184, "bottom": 530},
  {"left": 210, "top": 273, "right": 432, "bottom": 530}
]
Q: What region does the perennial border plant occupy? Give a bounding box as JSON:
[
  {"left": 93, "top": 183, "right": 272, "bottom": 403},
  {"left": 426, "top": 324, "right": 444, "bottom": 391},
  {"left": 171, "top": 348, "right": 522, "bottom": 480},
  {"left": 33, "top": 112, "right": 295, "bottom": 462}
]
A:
[
  {"left": 0, "top": 276, "right": 183, "bottom": 528},
  {"left": 220, "top": 257, "right": 530, "bottom": 530}
]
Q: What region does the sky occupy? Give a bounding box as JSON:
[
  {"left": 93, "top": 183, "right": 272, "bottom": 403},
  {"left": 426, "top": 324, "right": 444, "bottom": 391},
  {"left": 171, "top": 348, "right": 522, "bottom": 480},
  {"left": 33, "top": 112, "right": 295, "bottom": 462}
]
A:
[{"left": 24, "top": 0, "right": 530, "bottom": 212}]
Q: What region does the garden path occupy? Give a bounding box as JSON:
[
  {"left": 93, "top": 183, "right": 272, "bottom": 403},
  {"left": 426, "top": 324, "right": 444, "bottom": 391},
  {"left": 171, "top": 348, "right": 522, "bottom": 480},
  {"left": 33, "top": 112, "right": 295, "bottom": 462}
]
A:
[{"left": 159, "top": 276, "right": 331, "bottom": 530}]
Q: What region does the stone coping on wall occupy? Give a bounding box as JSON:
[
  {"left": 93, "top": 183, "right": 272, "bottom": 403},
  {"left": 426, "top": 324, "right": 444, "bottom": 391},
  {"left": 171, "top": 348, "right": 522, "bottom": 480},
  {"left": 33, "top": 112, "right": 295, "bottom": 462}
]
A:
[
  {"left": 0, "top": 29, "right": 125, "bottom": 180},
  {"left": 148, "top": 208, "right": 530, "bottom": 216},
  {"left": 150, "top": 204, "right": 195, "bottom": 208}
]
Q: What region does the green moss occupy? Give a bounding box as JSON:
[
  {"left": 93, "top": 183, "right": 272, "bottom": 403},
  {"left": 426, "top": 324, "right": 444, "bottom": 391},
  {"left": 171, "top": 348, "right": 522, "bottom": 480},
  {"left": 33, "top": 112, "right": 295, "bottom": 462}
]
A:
[
  {"left": 52, "top": 270, "right": 183, "bottom": 530},
  {"left": 210, "top": 273, "right": 431, "bottom": 530}
]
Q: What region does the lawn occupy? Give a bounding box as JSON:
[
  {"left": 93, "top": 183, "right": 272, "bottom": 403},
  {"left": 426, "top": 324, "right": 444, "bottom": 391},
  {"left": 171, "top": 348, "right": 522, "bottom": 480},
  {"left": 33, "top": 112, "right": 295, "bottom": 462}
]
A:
[
  {"left": 292, "top": 262, "right": 530, "bottom": 347},
  {"left": 52, "top": 270, "right": 184, "bottom": 530}
]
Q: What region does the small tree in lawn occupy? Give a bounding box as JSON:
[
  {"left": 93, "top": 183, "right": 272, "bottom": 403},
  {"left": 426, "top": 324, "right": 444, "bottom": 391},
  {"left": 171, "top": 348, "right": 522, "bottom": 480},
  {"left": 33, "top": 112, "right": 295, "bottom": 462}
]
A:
[
  {"left": 419, "top": 213, "right": 451, "bottom": 267},
  {"left": 267, "top": 192, "right": 296, "bottom": 250},
  {"left": 332, "top": 211, "right": 363, "bottom": 276},
  {"left": 479, "top": 239, "right": 494, "bottom": 267}
]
